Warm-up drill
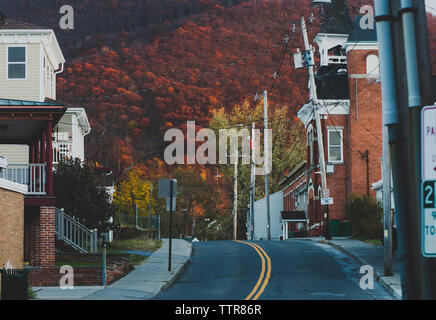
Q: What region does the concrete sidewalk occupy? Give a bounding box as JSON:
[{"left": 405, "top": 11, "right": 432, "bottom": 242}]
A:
[
  {"left": 34, "top": 238, "right": 192, "bottom": 300},
  {"left": 311, "top": 237, "right": 402, "bottom": 299}
]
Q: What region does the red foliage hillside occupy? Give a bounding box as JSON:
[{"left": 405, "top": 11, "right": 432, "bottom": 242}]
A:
[{"left": 1, "top": 0, "right": 435, "bottom": 178}]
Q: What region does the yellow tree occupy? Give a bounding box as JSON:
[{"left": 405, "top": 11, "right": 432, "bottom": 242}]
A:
[{"left": 113, "top": 166, "right": 152, "bottom": 214}]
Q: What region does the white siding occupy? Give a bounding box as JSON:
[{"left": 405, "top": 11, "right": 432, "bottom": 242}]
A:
[
  {"left": 253, "top": 190, "right": 283, "bottom": 241},
  {"left": 0, "top": 43, "right": 41, "bottom": 101},
  {"left": 0, "top": 145, "right": 29, "bottom": 165}
]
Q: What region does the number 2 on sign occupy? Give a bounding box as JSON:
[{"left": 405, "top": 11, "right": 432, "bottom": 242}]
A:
[
  {"left": 424, "top": 182, "right": 435, "bottom": 208},
  {"left": 425, "top": 185, "right": 433, "bottom": 204}
]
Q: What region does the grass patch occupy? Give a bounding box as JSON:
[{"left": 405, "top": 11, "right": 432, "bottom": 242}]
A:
[
  {"left": 352, "top": 237, "right": 383, "bottom": 247},
  {"left": 56, "top": 238, "right": 162, "bottom": 268},
  {"left": 107, "top": 237, "right": 162, "bottom": 253}
]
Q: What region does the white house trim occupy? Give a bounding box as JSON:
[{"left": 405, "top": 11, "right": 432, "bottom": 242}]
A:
[{"left": 0, "top": 177, "right": 27, "bottom": 194}]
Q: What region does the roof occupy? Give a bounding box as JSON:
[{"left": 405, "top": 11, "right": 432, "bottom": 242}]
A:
[
  {"left": 0, "top": 12, "right": 65, "bottom": 67},
  {"left": 0, "top": 99, "right": 66, "bottom": 144},
  {"left": 0, "top": 98, "right": 62, "bottom": 106},
  {"left": 281, "top": 211, "right": 307, "bottom": 221},
  {"left": 0, "top": 18, "right": 47, "bottom": 30},
  {"left": 347, "top": 14, "right": 377, "bottom": 43},
  {"left": 320, "top": 0, "right": 352, "bottom": 35},
  {"left": 279, "top": 161, "right": 307, "bottom": 187}
]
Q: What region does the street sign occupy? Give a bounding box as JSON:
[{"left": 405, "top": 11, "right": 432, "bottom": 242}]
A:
[
  {"left": 321, "top": 198, "right": 333, "bottom": 205},
  {"left": 158, "top": 179, "right": 177, "bottom": 198},
  {"left": 422, "top": 181, "right": 436, "bottom": 257},
  {"left": 422, "top": 106, "right": 436, "bottom": 181},
  {"left": 322, "top": 189, "right": 330, "bottom": 198}
]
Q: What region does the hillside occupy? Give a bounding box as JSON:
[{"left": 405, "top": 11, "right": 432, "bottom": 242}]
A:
[{"left": 1, "top": 0, "right": 435, "bottom": 178}]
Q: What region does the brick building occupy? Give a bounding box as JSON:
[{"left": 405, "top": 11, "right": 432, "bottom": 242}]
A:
[{"left": 282, "top": 1, "right": 383, "bottom": 237}]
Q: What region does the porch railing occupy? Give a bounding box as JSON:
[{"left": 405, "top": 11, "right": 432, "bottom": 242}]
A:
[
  {"left": 0, "top": 164, "right": 46, "bottom": 195},
  {"left": 55, "top": 208, "right": 98, "bottom": 254},
  {"left": 53, "top": 141, "right": 72, "bottom": 164}
]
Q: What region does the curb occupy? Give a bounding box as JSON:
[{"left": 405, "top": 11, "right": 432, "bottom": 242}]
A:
[
  {"left": 152, "top": 240, "right": 193, "bottom": 297},
  {"left": 317, "top": 239, "right": 402, "bottom": 300}
]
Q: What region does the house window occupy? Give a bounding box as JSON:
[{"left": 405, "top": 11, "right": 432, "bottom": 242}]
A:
[
  {"left": 366, "top": 54, "right": 379, "bottom": 75},
  {"left": 7, "top": 46, "right": 26, "bottom": 79},
  {"left": 328, "top": 129, "right": 343, "bottom": 163}
]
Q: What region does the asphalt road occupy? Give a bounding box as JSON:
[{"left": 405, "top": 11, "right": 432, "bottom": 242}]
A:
[{"left": 154, "top": 240, "right": 393, "bottom": 300}]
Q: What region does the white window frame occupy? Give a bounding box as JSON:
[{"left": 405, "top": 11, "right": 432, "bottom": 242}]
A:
[
  {"left": 328, "top": 129, "right": 344, "bottom": 163},
  {"left": 7, "top": 45, "right": 27, "bottom": 80}
]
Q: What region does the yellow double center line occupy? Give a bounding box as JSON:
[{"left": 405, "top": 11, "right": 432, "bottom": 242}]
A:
[{"left": 235, "top": 240, "right": 271, "bottom": 300}]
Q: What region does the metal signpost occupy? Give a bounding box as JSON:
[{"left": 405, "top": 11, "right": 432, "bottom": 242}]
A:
[
  {"left": 422, "top": 106, "right": 436, "bottom": 257},
  {"left": 159, "top": 178, "right": 177, "bottom": 271}
]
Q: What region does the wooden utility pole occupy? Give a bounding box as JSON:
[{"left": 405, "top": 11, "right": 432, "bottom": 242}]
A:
[
  {"left": 233, "top": 151, "right": 238, "bottom": 241},
  {"left": 250, "top": 122, "right": 256, "bottom": 240},
  {"left": 300, "top": 16, "right": 331, "bottom": 239},
  {"left": 264, "top": 90, "right": 271, "bottom": 241}
]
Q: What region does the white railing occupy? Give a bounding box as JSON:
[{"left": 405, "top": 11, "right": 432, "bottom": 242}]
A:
[
  {"left": 53, "top": 141, "right": 72, "bottom": 164},
  {"left": 0, "top": 164, "right": 46, "bottom": 195},
  {"left": 55, "top": 208, "right": 98, "bottom": 254}
]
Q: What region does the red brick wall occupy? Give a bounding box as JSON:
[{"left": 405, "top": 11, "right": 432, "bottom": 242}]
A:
[
  {"left": 323, "top": 113, "right": 350, "bottom": 221},
  {"left": 29, "top": 258, "right": 133, "bottom": 286},
  {"left": 39, "top": 207, "right": 55, "bottom": 268},
  {"left": 348, "top": 49, "right": 383, "bottom": 199}
]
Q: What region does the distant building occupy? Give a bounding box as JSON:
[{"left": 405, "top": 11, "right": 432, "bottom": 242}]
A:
[{"left": 249, "top": 190, "right": 283, "bottom": 241}]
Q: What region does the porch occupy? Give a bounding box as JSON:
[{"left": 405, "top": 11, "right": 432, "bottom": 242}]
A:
[{"left": 0, "top": 98, "right": 67, "bottom": 268}]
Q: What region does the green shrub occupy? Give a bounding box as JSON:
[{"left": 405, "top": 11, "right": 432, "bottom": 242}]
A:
[{"left": 344, "top": 194, "right": 382, "bottom": 239}]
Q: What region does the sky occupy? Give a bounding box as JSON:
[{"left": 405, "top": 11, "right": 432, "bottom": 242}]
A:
[{"left": 426, "top": 0, "right": 436, "bottom": 15}]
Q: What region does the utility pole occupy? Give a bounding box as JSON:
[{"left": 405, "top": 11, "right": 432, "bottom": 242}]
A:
[
  {"left": 250, "top": 122, "right": 256, "bottom": 240},
  {"left": 376, "top": 0, "right": 435, "bottom": 299},
  {"left": 382, "top": 125, "right": 393, "bottom": 276},
  {"left": 233, "top": 148, "right": 238, "bottom": 241},
  {"left": 148, "top": 183, "right": 153, "bottom": 237},
  {"left": 300, "top": 16, "right": 330, "bottom": 239},
  {"left": 264, "top": 90, "right": 271, "bottom": 241}
]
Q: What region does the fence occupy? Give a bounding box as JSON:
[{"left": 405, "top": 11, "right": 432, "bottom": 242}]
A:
[{"left": 113, "top": 205, "right": 160, "bottom": 237}]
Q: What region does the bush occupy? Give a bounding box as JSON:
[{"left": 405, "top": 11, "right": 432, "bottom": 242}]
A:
[{"left": 344, "top": 194, "right": 382, "bottom": 239}]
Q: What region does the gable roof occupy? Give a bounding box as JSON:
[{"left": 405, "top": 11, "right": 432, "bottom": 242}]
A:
[
  {"left": 0, "top": 11, "right": 46, "bottom": 30},
  {"left": 0, "top": 18, "right": 47, "bottom": 30}
]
